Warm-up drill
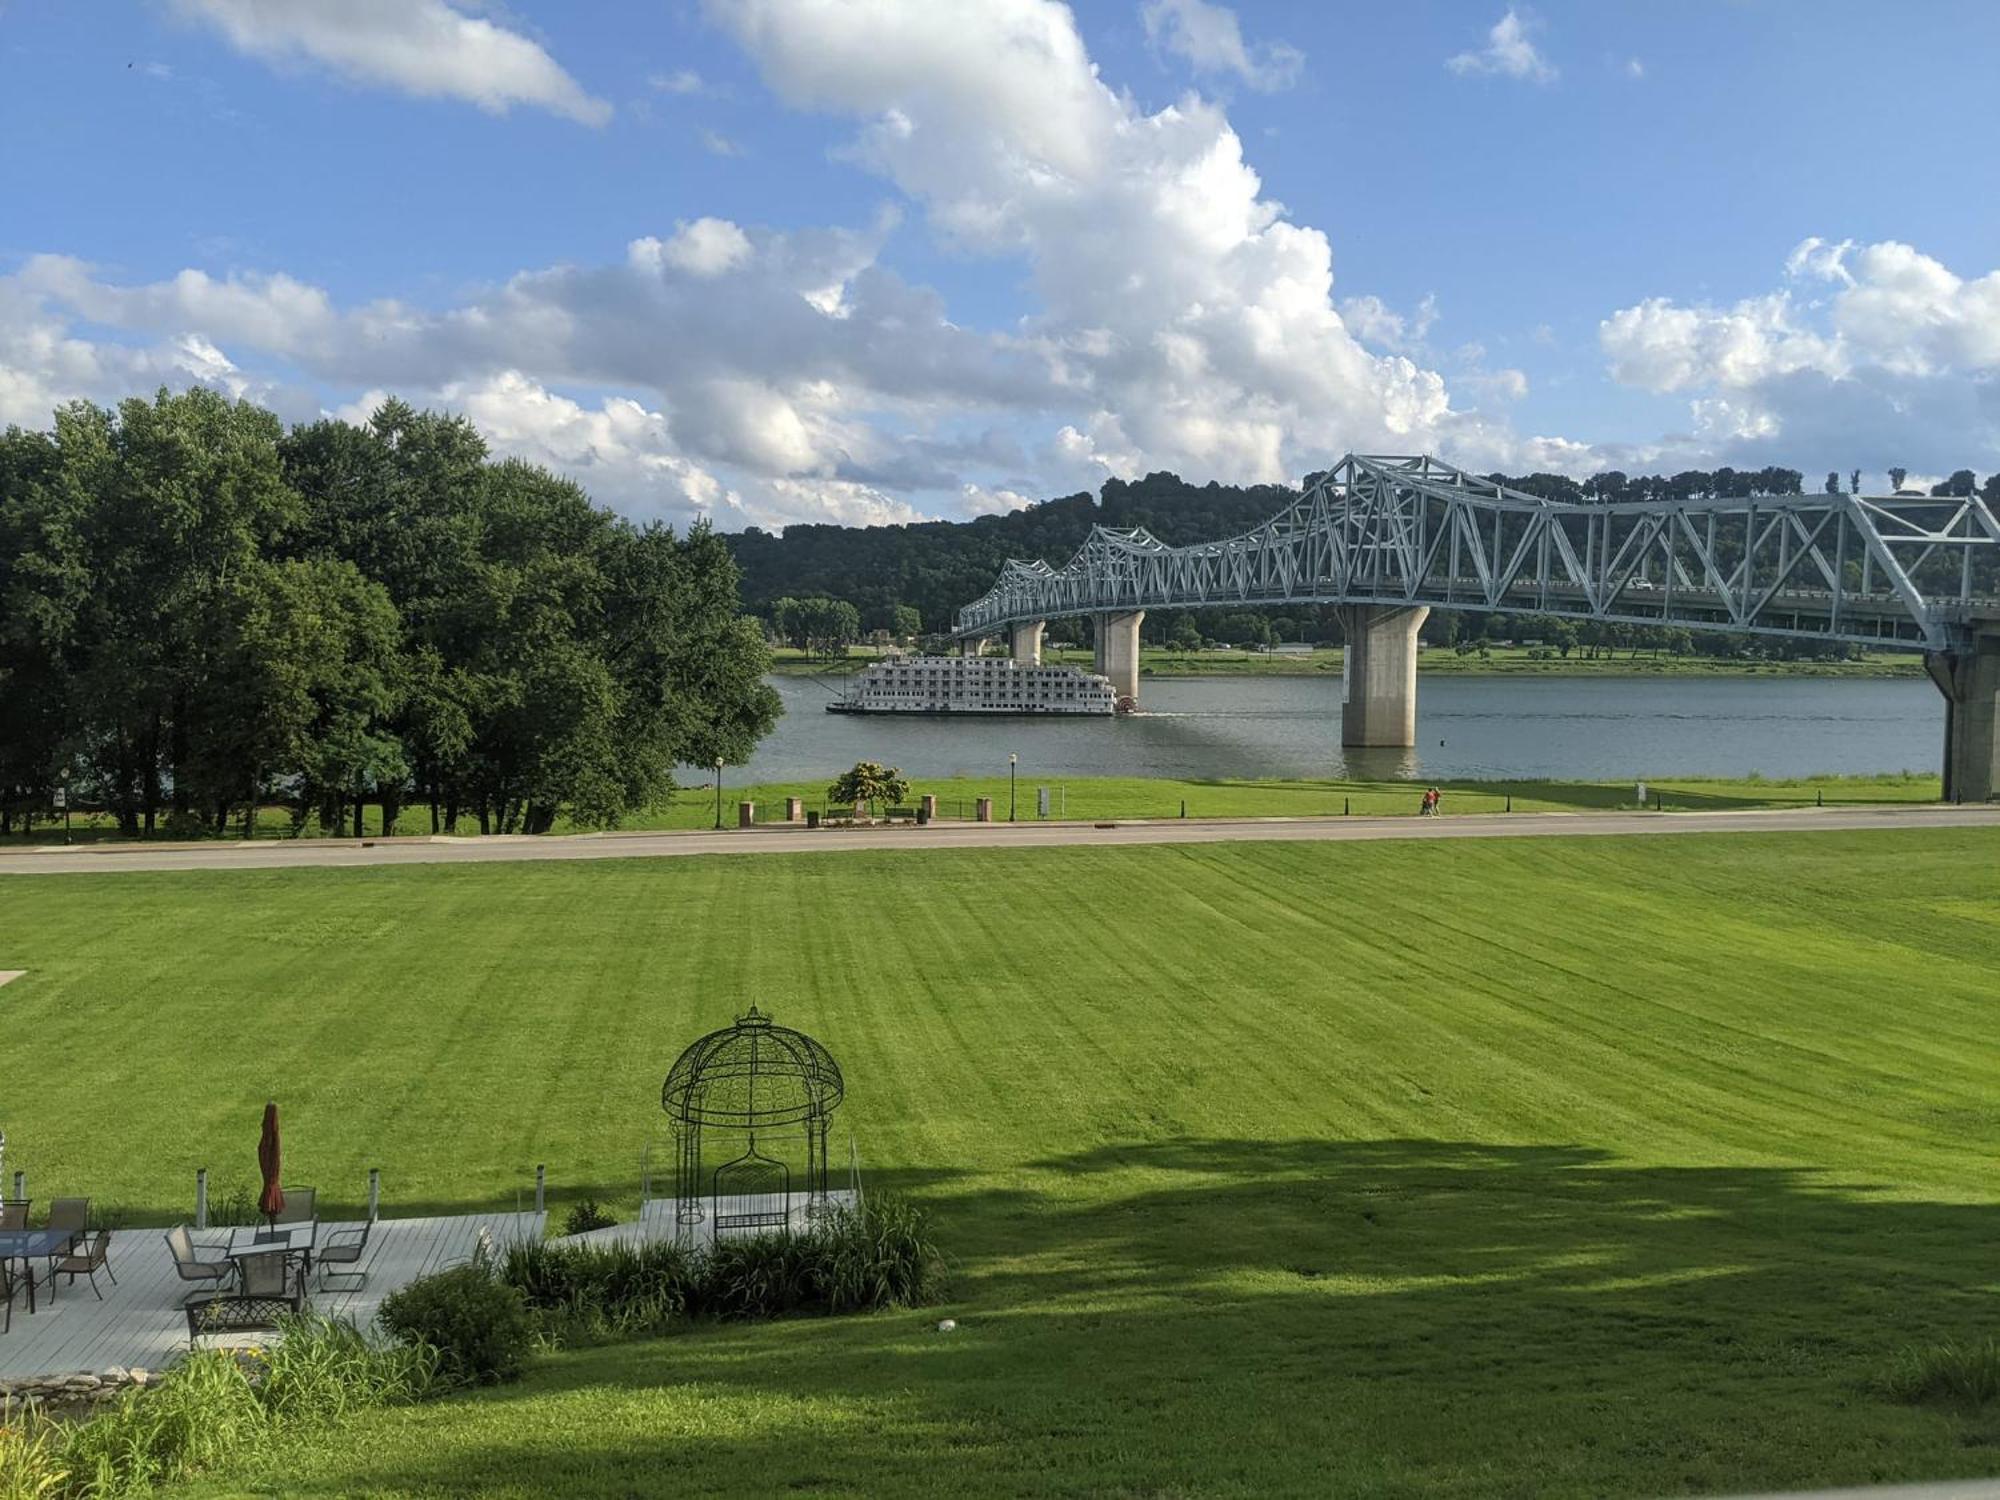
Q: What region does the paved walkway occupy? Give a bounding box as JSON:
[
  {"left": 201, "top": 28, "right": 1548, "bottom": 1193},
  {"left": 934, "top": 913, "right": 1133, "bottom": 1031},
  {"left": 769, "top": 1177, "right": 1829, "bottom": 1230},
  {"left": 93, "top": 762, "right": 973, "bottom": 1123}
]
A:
[{"left": 0, "top": 805, "right": 1994, "bottom": 875}]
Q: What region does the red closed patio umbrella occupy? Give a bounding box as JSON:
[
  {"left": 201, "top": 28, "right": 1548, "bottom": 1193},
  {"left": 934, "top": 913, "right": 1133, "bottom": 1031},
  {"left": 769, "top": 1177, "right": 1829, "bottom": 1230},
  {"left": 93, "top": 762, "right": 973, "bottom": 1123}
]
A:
[{"left": 257, "top": 1101, "right": 284, "bottom": 1230}]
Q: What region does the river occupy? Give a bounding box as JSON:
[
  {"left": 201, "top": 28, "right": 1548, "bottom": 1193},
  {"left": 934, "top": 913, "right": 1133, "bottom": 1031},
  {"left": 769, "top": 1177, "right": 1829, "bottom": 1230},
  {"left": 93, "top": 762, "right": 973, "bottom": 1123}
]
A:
[{"left": 732, "top": 672, "right": 1940, "bottom": 783}]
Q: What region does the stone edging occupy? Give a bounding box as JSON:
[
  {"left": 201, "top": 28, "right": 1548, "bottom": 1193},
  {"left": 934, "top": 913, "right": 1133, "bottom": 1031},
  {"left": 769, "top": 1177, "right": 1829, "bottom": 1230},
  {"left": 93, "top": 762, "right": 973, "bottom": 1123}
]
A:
[{"left": 0, "top": 1365, "right": 153, "bottom": 1406}]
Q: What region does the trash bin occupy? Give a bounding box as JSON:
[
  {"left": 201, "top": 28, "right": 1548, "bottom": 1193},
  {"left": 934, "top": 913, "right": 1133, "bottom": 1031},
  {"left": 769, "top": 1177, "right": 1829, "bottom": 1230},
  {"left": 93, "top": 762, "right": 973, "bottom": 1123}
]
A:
[
  {"left": 806, "top": 809, "right": 820, "bottom": 829},
  {"left": 917, "top": 805, "right": 930, "bottom": 826}
]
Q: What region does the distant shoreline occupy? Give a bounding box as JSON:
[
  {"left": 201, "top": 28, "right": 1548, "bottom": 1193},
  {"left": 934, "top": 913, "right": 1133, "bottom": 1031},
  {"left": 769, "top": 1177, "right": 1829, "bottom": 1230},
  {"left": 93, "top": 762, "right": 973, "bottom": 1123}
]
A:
[{"left": 771, "top": 645, "right": 1927, "bottom": 680}]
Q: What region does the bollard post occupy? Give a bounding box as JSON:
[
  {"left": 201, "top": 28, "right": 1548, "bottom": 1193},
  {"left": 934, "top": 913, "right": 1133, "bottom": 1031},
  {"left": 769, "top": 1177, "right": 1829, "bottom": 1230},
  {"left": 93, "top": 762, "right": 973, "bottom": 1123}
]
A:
[
  {"left": 1816, "top": 788, "right": 1823, "bottom": 808},
  {"left": 1180, "top": 800, "right": 1186, "bottom": 819},
  {"left": 1505, "top": 794, "right": 1512, "bottom": 813},
  {"left": 368, "top": 1167, "right": 381, "bottom": 1222},
  {"left": 535, "top": 1163, "right": 546, "bottom": 1215},
  {"left": 1344, "top": 797, "right": 1350, "bottom": 816},
  {"left": 195, "top": 1167, "right": 208, "bottom": 1230}
]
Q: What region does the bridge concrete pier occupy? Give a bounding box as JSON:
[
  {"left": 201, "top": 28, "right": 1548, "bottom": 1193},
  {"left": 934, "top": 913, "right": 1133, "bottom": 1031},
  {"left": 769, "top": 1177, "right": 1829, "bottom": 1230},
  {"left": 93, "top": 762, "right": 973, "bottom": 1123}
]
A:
[
  {"left": 1338, "top": 604, "right": 1429, "bottom": 747},
  {"left": 1926, "top": 626, "right": 2000, "bottom": 802},
  {"left": 1009, "top": 620, "right": 1046, "bottom": 665},
  {"left": 959, "top": 635, "right": 990, "bottom": 658},
  {"left": 1093, "top": 611, "right": 1145, "bottom": 704}
]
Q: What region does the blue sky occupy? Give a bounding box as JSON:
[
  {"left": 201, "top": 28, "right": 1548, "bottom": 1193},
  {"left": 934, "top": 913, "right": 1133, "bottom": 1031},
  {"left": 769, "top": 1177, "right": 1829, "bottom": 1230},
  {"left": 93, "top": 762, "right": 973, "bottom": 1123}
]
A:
[{"left": 5, "top": 1, "right": 2000, "bottom": 529}]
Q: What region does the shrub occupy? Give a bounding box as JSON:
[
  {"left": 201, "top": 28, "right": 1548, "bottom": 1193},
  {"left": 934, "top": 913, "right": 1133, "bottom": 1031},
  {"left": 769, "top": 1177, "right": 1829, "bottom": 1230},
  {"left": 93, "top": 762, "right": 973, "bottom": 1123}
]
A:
[
  {"left": 379, "top": 1264, "right": 536, "bottom": 1386},
  {"left": 499, "top": 1193, "right": 944, "bottom": 1335},
  {"left": 503, "top": 1239, "right": 699, "bottom": 1345},
  {"left": 560, "top": 1199, "right": 617, "bottom": 1237},
  {"left": 1886, "top": 1338, "right": 2000, "bottom": 1409}
]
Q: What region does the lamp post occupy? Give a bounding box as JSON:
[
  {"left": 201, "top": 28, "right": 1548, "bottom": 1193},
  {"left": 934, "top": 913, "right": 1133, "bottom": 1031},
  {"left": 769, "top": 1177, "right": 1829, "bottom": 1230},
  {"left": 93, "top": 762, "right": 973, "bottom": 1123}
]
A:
[
  {"left": 713, "top": 757, "right": 724, "bottom": 830},
  {"left": 1009, "top": 753, "right": 1017, "bottom": 822}
]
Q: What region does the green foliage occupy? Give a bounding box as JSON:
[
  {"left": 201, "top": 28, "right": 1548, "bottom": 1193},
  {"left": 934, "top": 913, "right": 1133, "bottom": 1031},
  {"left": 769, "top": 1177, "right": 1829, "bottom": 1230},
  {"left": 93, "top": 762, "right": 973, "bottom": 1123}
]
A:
[
  {"left": 1886, "top": 1339, "right": 2000, "bottom": 1409},
  {"left": 769, "top": 595, "right": 861, "bottom": 658},
  {"left": 378, "top": 1265, "right": 537, "bottom": 1386},
  {"left": 0, "top": 1316, "right": 433, "bottom": 1498},
  {"left": 0, "top": 390, "right": 778, "bottom": 839},
  {"left": 256, "top": 1313, "right": 440, "bottom": 1424},
  {"left": 500, "top": 1197, "right": 942, "bottom": 1343},
  {"left": 559, "top": 1199, "right": 617, "bottom": 1236},
  {"left": 827, "top": 760, "right": 909, "bottom": 811}
]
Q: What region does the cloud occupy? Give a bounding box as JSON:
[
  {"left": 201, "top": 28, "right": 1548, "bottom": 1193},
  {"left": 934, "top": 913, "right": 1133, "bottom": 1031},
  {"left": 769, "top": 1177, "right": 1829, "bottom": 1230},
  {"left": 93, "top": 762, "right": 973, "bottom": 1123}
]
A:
[
  {"left": 1446, "top": 9, "right": 1556, "bottom": 84},
  {"left": 1140, "top": 0, "right": 1303, "bottom": 92},
  {"left": 170, "top": 0, "right": 611, "bottom": 124},
  {"left": 707, "top": 0, "right": 1516, "bottom": 487},
  {"left": 698, "top": 128, "right": 745, "bottom": 157},
  {"left": 2, "top": 0, "right": 1618, "bottom": 529},
  {"left": 633, "top": 218, "right": 755, "bottom": 278},
  {"left": 650, "top": 68, "right": 707, "bottom": 95},
  {"left": 1624, "top": 57, "right": 1645, "bottom": 80},
  {"left": 1600, "top": 236, "right": 2000, "bottom": 467}
]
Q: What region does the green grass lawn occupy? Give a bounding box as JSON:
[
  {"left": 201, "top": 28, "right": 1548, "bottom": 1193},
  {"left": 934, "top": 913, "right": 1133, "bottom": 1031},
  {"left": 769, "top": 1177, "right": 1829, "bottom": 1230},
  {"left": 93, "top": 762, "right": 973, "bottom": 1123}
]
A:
[
  {"left": 1, "top": 771, "right": 1944, "bottom": 844},
  {"left": 1, "top": 830, "right": 1997, "bottom": 1496}
]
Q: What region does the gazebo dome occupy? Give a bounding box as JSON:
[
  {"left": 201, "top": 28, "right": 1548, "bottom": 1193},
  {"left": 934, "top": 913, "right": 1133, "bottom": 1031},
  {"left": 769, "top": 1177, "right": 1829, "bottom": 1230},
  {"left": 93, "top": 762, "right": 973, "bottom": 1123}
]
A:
[{"left": 662, "top": 1006, "right": 845, "bottom": 1130}]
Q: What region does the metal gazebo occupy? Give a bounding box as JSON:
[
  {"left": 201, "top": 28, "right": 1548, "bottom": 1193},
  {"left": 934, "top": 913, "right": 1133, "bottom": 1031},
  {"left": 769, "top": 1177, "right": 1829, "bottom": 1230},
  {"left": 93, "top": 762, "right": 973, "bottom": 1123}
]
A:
[{"left": 660, "top": 1007, "right": 845, "bottom": 1236}]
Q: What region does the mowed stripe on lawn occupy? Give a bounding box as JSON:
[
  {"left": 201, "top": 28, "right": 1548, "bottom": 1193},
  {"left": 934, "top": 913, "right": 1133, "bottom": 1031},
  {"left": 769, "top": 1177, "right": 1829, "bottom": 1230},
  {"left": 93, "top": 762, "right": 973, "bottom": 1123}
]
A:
[{"left": 4, "top": 828, "right": 1999, "bottom": 1496}]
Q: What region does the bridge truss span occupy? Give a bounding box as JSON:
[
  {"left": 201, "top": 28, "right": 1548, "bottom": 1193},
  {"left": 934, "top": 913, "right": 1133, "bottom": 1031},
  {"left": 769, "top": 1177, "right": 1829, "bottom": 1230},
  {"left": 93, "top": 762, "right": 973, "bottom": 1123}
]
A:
[
  {"left": 954, "top": 454, "right": 2000, "bottom": 651},
  {"left": 952, "top": 454, "right": 2000, "bottom": 798}
]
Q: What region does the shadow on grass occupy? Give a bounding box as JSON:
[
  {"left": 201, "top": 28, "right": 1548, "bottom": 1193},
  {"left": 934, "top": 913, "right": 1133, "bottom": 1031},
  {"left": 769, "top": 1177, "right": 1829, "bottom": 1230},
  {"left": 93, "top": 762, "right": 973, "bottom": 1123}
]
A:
[{"left": 231, "top": 1138, "right": 2000, "bottom": 1500}]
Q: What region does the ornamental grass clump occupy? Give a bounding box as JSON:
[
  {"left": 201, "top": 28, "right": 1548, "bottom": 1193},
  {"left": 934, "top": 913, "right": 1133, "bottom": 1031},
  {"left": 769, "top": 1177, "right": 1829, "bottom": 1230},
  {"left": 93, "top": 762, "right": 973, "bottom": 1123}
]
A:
[
  {"left": 58, "top": 1350, "right": 265, "bottom": 1495},
  {"left": 1886, "top": 1338, "right": 2000, "bottom": 1409},
  {"left": 502, "top": 1240, "right": 699, "bottom": 1345},
  {"left": 0, "top": 1316, "right": 438, "bottom": 1499},
  {"left": 256, "top": 1312, "right": 440, "bottom": 1423}
]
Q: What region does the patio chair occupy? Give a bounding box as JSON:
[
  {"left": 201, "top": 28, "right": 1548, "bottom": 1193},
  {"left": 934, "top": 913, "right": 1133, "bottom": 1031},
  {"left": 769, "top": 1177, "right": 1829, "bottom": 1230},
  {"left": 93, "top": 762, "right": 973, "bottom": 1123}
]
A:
[
  {"left": 163, "top": 1224, "right": 233, "bottom": 1307},
  {"left": 185, "top": 1249, "right": 302, "bottom": 1347},
  {"left": 0, "top": 1257, "right": 16, "bottom": 1334},
  {"left": 315, "top": 1221, "right": 371, "bottom": 1291},
  {"left": 0, "top": 1200, "right": 28, "bottom": 1231},
  {"left": 43, "top": 1197, "right": 88, "bottom": 1277},
  {"left": 275, "top": 1187, "right": 318, "bottom": 1271},
  {"left": 48, "top": 1229, "right": 115, "bottom": 1301}
]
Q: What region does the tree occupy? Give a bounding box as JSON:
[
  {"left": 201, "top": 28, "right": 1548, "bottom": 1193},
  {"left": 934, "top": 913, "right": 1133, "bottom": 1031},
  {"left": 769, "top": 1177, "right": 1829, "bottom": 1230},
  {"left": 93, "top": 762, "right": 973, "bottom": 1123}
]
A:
[
  {"left": 1931, "top": 469, "right": 1977, "bottom": 498},
  {"left": 1888, "top": 466, "right": 1909, "bottom": 492},
  {"left": 1824, "top": 471, "right": 1840, "bottom": 495},
  {"left": 1851, "top": 469, "right": 1862, "bottom": 496},
  {"left": 890, "top": 604, "right": 922, "bottom": 640},
  {"left": 827, "top": 761, "right": 909, "bottom": 816},
  {"left": 1166, "top": 614, "right": 1201, "bottom": 650}
]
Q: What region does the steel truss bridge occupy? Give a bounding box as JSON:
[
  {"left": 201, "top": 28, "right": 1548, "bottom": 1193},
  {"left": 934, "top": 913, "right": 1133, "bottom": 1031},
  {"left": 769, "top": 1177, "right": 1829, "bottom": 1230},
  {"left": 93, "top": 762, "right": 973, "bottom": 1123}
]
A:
[{"left": 953, "top": 454, "right": 2000, "bottom": 652}]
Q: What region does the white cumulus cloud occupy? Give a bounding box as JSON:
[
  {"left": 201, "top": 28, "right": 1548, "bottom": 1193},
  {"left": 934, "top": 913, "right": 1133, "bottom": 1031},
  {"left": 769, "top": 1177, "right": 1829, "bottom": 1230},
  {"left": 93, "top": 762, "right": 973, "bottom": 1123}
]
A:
[
  {"left": 1141, "top": 0, "right": 1303, "bottom": 92},
  {"left": 170, "top": 0, "right": 611, "bottom": 124},
  {"left": 1601, "top": 236, "right": 2000, "bottom": 467},
  {"left": 1447, "top": 9, "right": 1557, "bottom": 84}
]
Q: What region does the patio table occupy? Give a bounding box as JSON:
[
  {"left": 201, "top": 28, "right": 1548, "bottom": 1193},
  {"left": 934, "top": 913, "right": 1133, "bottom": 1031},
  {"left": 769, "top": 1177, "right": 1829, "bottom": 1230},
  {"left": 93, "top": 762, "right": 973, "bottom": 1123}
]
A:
[{"left": 0, "top": 1229, "right": 78, "bottom": 1317}]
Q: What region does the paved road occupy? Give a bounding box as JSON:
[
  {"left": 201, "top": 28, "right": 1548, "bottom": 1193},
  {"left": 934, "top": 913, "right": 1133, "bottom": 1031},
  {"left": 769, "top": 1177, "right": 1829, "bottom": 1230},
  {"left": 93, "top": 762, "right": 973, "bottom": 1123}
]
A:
[{"left": 0, "top": 805, "right": 1993, "bottom": 876}]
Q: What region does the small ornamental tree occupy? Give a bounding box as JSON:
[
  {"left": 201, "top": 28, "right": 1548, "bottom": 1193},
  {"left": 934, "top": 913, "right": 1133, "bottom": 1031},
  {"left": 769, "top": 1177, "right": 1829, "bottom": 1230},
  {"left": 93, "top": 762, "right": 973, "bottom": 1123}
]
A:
[{"left": 828, "top": 761, "right": 909, "bottom": 818}]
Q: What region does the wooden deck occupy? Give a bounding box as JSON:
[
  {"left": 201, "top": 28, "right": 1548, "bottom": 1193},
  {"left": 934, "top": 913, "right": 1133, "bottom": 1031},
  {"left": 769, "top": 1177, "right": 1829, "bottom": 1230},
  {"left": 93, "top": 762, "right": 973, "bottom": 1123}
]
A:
[
  {"left": 0, "top": 1212, "right": 544, "bottom": 1379},
  {"left": 556, "top": 1191, "right": 857, "bottom": 1250}
]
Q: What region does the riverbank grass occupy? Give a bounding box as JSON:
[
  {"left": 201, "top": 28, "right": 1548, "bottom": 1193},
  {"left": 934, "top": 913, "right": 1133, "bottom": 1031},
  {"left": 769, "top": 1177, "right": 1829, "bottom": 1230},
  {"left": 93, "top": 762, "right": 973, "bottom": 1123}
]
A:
[
  {"left": 0, "top": 771, "right": 1943, "bottom": 844},
  {"left": 4, "top": 829, "right": 1999, "bottom": 1496}
]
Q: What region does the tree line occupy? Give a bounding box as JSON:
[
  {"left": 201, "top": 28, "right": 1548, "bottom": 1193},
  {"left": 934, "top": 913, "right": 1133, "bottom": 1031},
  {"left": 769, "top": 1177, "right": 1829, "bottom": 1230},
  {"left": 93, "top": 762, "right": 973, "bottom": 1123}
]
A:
[{"left": 0, "top": 389, "right": 778, "bottom": 837}]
